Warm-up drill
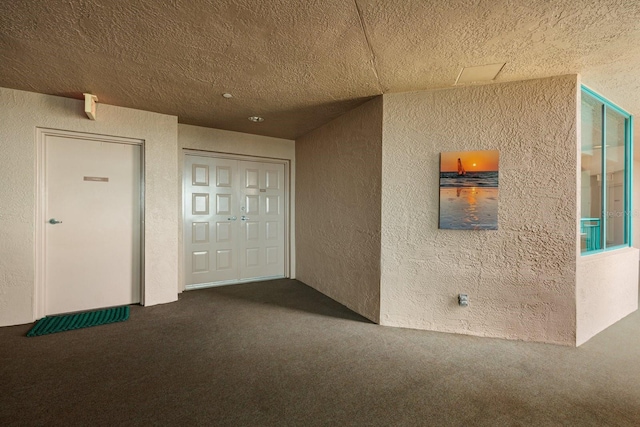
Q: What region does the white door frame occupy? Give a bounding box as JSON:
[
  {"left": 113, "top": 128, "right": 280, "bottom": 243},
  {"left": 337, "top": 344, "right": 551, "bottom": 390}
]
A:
[
  {"left": 35, "top": 128, "right": 145, "bottom": 320},
  {"left": 182, "top": 149, "right": 291, "bottom": 290}
]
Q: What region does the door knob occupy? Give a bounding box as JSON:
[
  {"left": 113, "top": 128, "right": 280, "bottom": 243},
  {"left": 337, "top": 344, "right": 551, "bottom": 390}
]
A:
[
  {"left": 241, "top": 216, "right": 250, "bottom": 221},
  {"left": 49, "top": 218, "right": 63, "bottom": 225},
  {"left": 227, "top": 216, "right": 237, "bottom": 221}
]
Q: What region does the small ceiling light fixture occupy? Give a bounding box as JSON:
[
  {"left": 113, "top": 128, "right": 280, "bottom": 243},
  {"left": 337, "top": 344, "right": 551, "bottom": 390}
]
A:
[
  {"left": 455, "top": 63, "right": 506, "bottom": 85},
  {"left": 222, "top": 93, "right": 233, "bottom": 99},
  {"left": 248, "top": 116, "right": 264, "bottom": 123}
]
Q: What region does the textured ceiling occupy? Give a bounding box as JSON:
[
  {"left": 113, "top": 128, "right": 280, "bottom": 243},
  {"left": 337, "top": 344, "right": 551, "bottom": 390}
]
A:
[{"left": 1, "top": 0, "right": 639, "bottom": 140}]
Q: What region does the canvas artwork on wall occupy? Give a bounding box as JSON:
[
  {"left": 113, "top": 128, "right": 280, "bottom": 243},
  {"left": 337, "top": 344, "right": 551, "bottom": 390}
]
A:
[{"left": 439, "top": 150, "right": 499, "bottom": 230}]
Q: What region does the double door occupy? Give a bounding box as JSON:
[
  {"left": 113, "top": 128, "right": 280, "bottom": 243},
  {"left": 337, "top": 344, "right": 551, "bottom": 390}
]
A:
[{"left": 184, "top": 154, "right": 286, "bottom": 288}]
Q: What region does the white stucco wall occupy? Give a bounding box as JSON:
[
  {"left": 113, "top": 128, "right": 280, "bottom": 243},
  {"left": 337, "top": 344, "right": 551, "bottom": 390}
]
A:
[
  {"left": 178, "top": 124, "right": 296, "bottom": 291},
  {"left": 380, "top": 76, "right": 578, "bottom": 345},
  {"left": 575, "top": 119, "right": 639, "bottom": 346},
  {"left": 295, "top": 97, "right": 382, "bottom": 323},
  {"left": 634, "top": 160, "right": 640, "bottom": 253},
  {"left": 576, "top": 248, "right": 639, "bottom": 345},
  {"left": 0, "top": 87, "right": 179, "bottom": 326}
]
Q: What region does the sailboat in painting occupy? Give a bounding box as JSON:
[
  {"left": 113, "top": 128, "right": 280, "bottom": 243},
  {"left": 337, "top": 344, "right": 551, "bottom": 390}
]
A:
[{"left": 457, "top": 158, "right": 466, "bottom": 176}]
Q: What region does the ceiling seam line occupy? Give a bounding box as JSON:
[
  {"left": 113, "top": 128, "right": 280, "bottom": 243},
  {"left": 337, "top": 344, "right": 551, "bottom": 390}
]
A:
[{"left": 353, "top": 0, "right": 384, "bottom": 94}]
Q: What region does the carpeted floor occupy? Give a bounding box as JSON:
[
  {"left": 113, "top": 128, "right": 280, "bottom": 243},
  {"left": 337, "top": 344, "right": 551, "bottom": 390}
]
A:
[{"left": 1, "top": 279, "right": 639, "bottom": 426}]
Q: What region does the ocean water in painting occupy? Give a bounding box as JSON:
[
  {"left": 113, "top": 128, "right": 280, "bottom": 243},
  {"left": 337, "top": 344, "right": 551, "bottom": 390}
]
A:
[
  {"left": 439, "top": 171, "right": 498, "bottom": 230},
  {"left": 439, "top": 171, "right": 499, "bottom": 188}
]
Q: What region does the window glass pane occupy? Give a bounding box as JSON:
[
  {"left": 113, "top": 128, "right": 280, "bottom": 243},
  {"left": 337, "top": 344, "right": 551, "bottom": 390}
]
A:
[
  {"left": 605, "top": 108, "right": 627, "bottom": 246},
  {"left": 580, "top": 95, "right": 602, "bottom": 253}
]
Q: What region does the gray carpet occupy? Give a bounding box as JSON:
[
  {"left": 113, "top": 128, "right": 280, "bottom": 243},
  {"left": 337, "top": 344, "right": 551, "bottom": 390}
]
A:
[{"left": 1, "top": 279, "right": 639, "bottom": 426}]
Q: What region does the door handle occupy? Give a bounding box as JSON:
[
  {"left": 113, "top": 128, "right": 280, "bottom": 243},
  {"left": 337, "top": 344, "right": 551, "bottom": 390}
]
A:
[
  {"left": 48, "top": 218, "right": 63, "bottom": 225},
  {"left": 227, "top": 216, "right": 237, "bottom": 221},
  {"left": 241, "top": 216, "right": 250, "bottom": 221}
]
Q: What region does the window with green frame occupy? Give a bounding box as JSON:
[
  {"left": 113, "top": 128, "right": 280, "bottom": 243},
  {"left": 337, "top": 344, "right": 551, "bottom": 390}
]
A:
[{"left": 580, "top": 85, "right": 633, "bottom": 254}]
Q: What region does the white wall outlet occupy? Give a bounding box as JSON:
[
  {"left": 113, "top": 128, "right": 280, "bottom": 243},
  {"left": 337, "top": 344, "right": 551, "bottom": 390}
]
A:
[{"left": 458, "top": 294, "right": 469, "bottom": 307}]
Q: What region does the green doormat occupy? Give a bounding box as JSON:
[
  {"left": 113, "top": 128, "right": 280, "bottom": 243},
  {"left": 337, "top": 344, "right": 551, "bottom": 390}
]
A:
[{"left": 27, "top": 306, "right": 130, "bottom": 337}]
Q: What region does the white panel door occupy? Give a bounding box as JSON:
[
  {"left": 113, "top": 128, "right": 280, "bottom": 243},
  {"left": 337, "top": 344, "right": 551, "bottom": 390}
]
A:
[
  {"left": 184, "top": 155, "right": 286, "bottom": 288},
  {"left": 184, "top": 157, "right": 238, "bottom": 285},
  {"left": 238, "top": 161, "right": 285, "bottom": 280},
  {"left": 45, "top": 134, "right": 141, "bottom": 315}
]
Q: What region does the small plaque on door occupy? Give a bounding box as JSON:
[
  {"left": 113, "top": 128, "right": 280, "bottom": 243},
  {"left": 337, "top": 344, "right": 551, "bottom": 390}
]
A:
[
  {"left": 84, "top": 176, "right": 109, "bottom": 182},
  {"left": 260, "top": 189, "right": 266, "bottom": 192}
]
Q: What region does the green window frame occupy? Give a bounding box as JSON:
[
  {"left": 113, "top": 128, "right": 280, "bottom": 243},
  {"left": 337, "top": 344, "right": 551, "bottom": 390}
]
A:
[{"left": 580, "top": 85, "right": 633, "bottom": 255}]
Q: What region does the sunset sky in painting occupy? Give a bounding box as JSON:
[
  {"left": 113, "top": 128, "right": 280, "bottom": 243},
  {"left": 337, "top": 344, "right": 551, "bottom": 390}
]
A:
[{"left": 440, "top": 150, "right": 499, "bottom": 172}]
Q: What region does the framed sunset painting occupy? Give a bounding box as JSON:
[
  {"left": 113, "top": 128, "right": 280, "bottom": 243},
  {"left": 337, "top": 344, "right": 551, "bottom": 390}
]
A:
[{"left": 439, "top": 150, "right": 499, "bottom": 230}]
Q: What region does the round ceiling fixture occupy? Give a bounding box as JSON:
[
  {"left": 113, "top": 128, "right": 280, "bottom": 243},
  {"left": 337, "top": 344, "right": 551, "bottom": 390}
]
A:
[
  {"left": 248, "top": 116, "right": 264, "bottom": 123},
  {"left": 222, "top": 93, "right": 233, "bottom": 99}
]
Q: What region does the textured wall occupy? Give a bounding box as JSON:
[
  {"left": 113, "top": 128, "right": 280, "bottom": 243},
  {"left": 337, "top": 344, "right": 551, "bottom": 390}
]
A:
[
  {"left": 634, "top": 160, "right": 640, "bottom": 253},
  {"left": 178, "top": 124, "right": 296, "bottom": 291},
  {"left": 576, "top": 248, "right": 639, "bottom": 345},
  {"left": 575, "top": 96, "right": 638, "bottom": 346},
  {"left": 296, "top": 98, "right": 382, "bottom": 323},
  {"left": 380, "top": 76, "right": 578, "bottom": 344},
  {"left": 0, "top": 87, "right": 179, "bottom": 326},
  {"left": 179, "top": 124, "right": 296, "bottom": 159}
]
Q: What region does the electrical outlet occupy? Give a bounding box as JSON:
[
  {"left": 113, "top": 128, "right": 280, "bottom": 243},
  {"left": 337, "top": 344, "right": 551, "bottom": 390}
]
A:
[{"left": 458, "top": 294, "right": 469, "bottom": 307}]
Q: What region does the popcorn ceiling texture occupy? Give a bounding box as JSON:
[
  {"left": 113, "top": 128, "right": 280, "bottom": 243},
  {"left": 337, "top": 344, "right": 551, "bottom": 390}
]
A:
[
  {"left": 178, "top": 124, "right": 296, "bottom": 291},
  {"left": 0, "top": 0, "right": 378, "bottom": 139},
  {"left": 380, "top": 76, "right": 579, "bottom": 345},
  {"left": 0, "top": 87, "right": 179, "bottom": 326},
  {"left": 3, "top": 0, "right": 639, "bottom": 141},
  {"left": 296, "top": 98, "right": 382, "bottom": 323}
]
